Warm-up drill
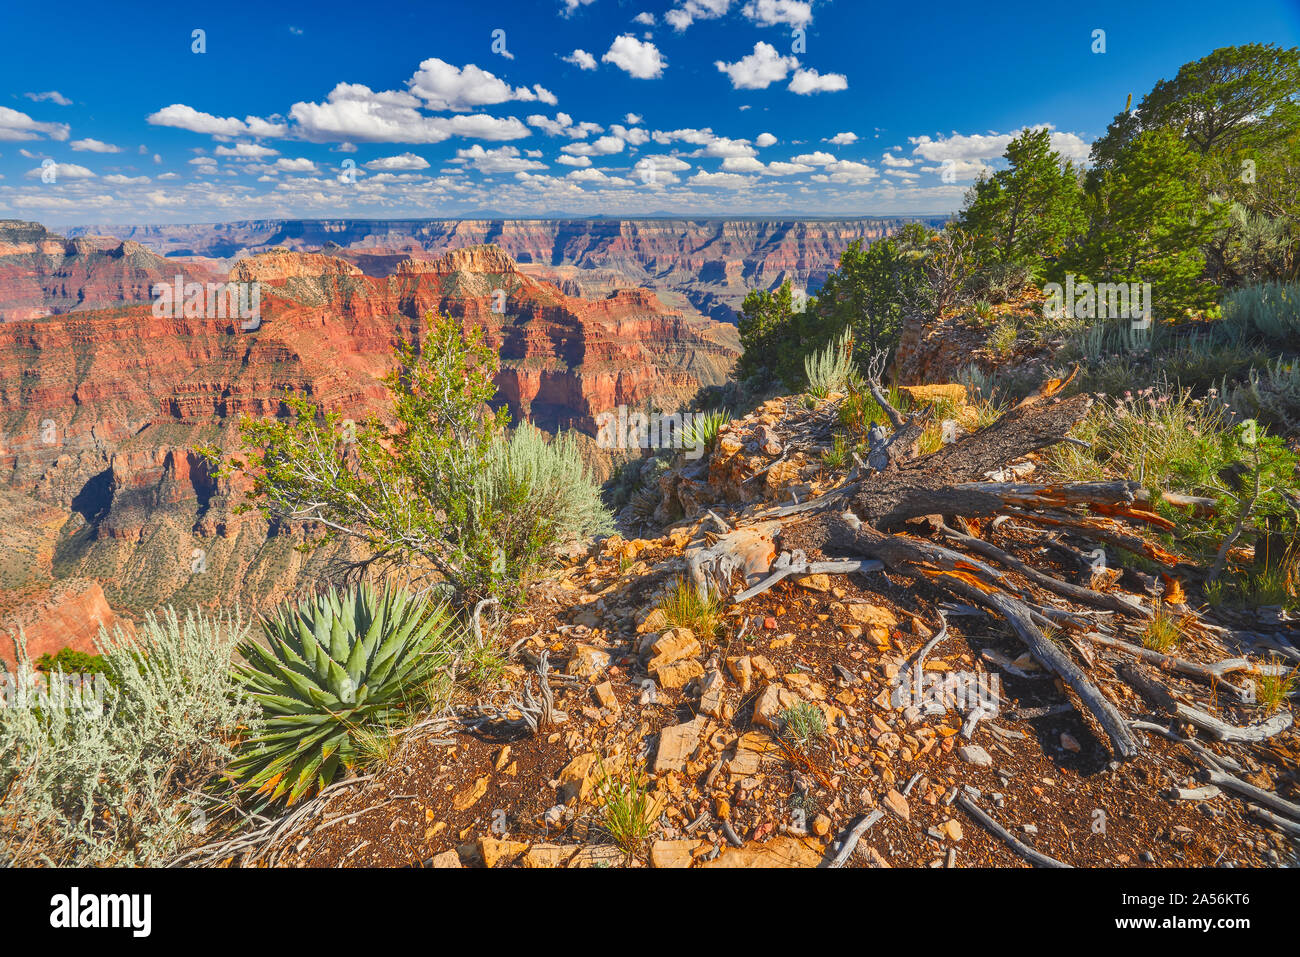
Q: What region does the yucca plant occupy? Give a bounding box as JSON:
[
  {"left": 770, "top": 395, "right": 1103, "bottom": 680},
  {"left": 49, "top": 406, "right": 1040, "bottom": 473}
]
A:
[{"left": 231, "top": 583, "right": 459, "bottom": 804}]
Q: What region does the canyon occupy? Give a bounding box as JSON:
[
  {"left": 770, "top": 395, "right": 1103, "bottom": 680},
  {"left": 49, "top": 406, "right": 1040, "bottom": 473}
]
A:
[
  {"left": 59, "top": 217, "right": 943, "bottom": 322},
  {"left": 0, "top": 220, "right": 746, "bottom": 643}
]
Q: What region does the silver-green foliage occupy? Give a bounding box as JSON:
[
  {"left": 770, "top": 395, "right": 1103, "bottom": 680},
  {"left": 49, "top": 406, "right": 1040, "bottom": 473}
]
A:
[
  {"left": 480, "top": 422, "right": 613, "bottom": 543},
  {"left": 1222, "top": 281, "right": 1300, "bottom": 344},
  {"left": 231, "top": 583, "right": 459, "bottom": 804},
  {"left": 1224, "top": 357, "right": 1300, "bottom": 435},
  {"left": 804, "top": 328, "right": 857, "bottom": 398},
  {"left": 0, "top": 609, "right": 258, "bottom": 866}
]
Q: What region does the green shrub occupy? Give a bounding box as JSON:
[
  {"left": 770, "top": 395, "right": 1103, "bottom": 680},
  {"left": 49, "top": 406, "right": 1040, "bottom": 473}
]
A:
[
  {"left": 231, "top": 583, "right": 461, "bottom": 804},
  {"left": 1224, "top": 357, "right": 1300, "bottom": 436},
  {"left": 1, "top": 609, "right": 258, "bottom": 866},
  {"left": 1222, "top": 281, "right": 1300, "bottom": 344},
  {"left": 805, "top": 327, "right": 856, "bottom": 398},
  {"left": 680, "top": 408, "right": 731, "bottom": 455},
  {"left": 211, "top": 313, "right": 611, "bottom": 609},
  {"left": 478, "top": 423, "right": 612, "bottom": 605}
]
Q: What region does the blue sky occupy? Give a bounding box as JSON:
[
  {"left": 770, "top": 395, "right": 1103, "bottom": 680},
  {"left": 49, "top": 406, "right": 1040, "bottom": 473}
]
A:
[{"left": 1, "top": 0, "right": 1296, "bottom": 225}]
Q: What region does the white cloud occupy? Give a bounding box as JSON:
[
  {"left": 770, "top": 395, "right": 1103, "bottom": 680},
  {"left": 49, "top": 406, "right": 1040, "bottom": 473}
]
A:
[
  {"left": 722, "top": 156, "right": 765, "bottom": 172},
  {"left": 715, "top": 42, "right": 797, "bottom": 90},
  {"left": 633, "top": 12, "right": 655, "bottom": 25},
  {"left": 70, "top": 138, "right": 121, "bottom": 153},
  {"left": 665, "top": 0, "right": 732, "bottom": 31},
  {"left": 602, "top": 36, "right": 666, "bottom": 79},
  {"left": 788, "top": 68, "right": 847, "bottom": 94},
  {"left": 693, "top": 136, "right": 756, "bottom": 159},
  {"left": 790, "top": 151, "right": 837, "bottom": 165},
  {"left": 527, "top": 112, "right": 603, "bottom": 138},
  {"left": 103, "top": 174, "right": 151, "bottom": 185},
  {"left": 625, "top": 112, "right": 643, "bottom": 125},
  {"left": 214, "top": 142, "right": 279, "bottom": 159},
  {"left": 907, "top": 125, "right": 1090, "bottom": 166},
  {"left": 147, "top": 104, "right": 287, "bottom": 137},
  {"left": 885, "top": 169, "right": 920, "bottom": 180},
  {"left": 610, "top": 124, "right": 650, "bottom": 146},
  {"left": 764, "top": 160, "right": 813, "bottom": 175},
  {"left": 562, "top": 0, "right": 597, "bottom": 15},
  {"left": 688, "top": 169, "right": 754, "bottom": 188},
  {"left": 290, "top": 84, "right": 529, "bottom": 143},
  {"left": 0, "top": 106, "right": 71, "bottom": 142},
  {"left": 24, "top": 162, "right": 95, "bottom": 180},
  {"left": 451, "top": 144, "right": 546, "bottom": 174},
  {"left": 881, "top": 152, "right": 913, "bottom": 168},
  {"left": 563, "top": 49, "right": 598, "bottom": 70},
  {"left": 567, "top": 167, "right": 635, "bottom": 186},
  {"left": 755, "top": 132, "right": 777, "bottom": 148},
  {"left": 275, "top": 158, "right": 318, "bottom": 173},
  {"left": 556, "top": 154, "right": 592, "bottom": 167},
  {"left": 741, "top": 0, "right": 812, "bottom": 27},
  {"left": 364, "top": 152, "right": 430, "bottom": 171},
  {"left": 24, "top": 91, "right": 73, "bottom": 106},
  {"left": 407, "top": 58, "right": 551, "bottom": 111},
  {"left": 824, "top": 132, "right": 858, "bottom": 145},
  {"left": 561, "top": 134, "right": 627, "bottom": 156}
]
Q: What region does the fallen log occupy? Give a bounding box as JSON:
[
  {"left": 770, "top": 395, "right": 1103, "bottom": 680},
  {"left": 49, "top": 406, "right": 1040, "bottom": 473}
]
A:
[
  {"left": 837, "top": 519, "right": 1140, "bottom": 760},
  {"left": 1171, "top": 703, "right": 1294, "bottom": 743},
  {"left": 957, "top": 796, "right": 1071, "bottom": 868}
]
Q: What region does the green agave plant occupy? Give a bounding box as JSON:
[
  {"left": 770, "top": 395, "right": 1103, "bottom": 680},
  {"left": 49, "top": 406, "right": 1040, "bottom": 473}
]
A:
[{"left": 231, "top": 583, "right": 457, "bottom": 804}]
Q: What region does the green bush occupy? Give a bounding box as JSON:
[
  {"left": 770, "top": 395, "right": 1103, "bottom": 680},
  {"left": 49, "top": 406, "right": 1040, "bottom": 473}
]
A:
[
  {"left": 1, "top": 609, "right": 258, "bottom": 866},
  {"left": 212, "top": 313, "right": 611, "bottom": 609},
  {"left": 477, "top": 423, "right": 612, "bottom": 605},
  {"left": 231, "top": 583, "right": 460, "bottom": 805},
  {"left": 1222, "top": 281, "right": 1300, "bottom": 344},
  {"left": 804, "top": 327, "right": 856, "bottom": 398}
]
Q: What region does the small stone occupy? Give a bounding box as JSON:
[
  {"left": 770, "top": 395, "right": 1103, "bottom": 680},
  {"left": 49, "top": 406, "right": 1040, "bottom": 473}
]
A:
[
  {"left": 812, "top": 814, "right": 832, "bottom": 837},
  {"left": 478, "top": 837, "right": 529, "bottom": 869},
  {"left": 958, "top": 744, "right": 993, "bottom": 767},
  {"left": 650, "top": 839, "right": 697, "bottom": 868},
  {"left": 523, "top": 843, "right": 574, "bottom": 868},
  {"left": 884, "top": 789, "right": 911, "bottom": 821},
  {"left": 1060, "top": 732, "right": 1081, "bottom": 753},
  {"left": 592, "top": 681, "right": 620, "bottom": 713},
  {"left": 453, "top": 775, "right": 490, "bottom": 811},
  {"left": 941, "top": 819, "right": 964, "bottom": 842},
  {"left": 796, "top": 573, "right": 832, "bottom": 592},
  {"left": 654, "top": 716, "right": 707, "bottom": 774},
  {"left": 566, "top": 644, "right": 611, "bottom": 677},
  {"left": 726, "top": 655, "right": 754, "bottom": 693},
  {"left": 428, "top": 849, "right": 462, "bottom": 868},
  {"left": 654, "top": 658, "right": 706, "bottom": 690}
]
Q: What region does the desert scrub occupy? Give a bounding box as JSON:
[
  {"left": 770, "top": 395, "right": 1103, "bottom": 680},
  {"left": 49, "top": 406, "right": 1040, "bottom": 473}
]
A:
[
  {"left": 679, "top": 408, "right": 731, "bottom": 455},
  {"left": 805, "top": 327, "right": 856, "bottom": 398},
  {"left": 0, "top": 609, "right": 258, "bottom": 866},
  {"left": 779, "top": 701, "right": 827, "bottom": 750},
  {"left": 231, "top": 583, "right": 462, "bottom": 804},
  {"left": 988, "top": 319, "right": 1018, "bottom": 357},
  {"left": 210, "top": 313, "right": 612, "bottom": 610},
  {"left": 822, "top": 433, "right": 850, "bottom": 469},
  {"left": 593, "top": 759, "right": 657, "bottom": 857},
  {"left": 1140, "top": 605, "right": 1184, "bottom": 654},
  {"left": 1048, "top": 384, "right": 1299, "bottom": 565},
  {"left": 1251, "top": 660, "right": 1297, "bottom": 715},
  {"left": 656, "top": 577, "right": 723, "bottom": 638}
]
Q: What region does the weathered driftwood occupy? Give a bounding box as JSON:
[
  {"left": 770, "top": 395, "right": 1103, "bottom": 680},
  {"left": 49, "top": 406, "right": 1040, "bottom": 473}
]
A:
[
  {"left": 1249, "top": 804, "right": 1300, "bottom": 836},
  {"left": 936, "top": 522, "right": 1151, "bottom": 619},
  {"left": 732, "top": 557, "right": 882, "bottom": 602},
  {"left": 1130, "top": 720, "right": 1243, "bottom": 773},
  {"left": 1172, "top": 703, "right": 1294, "bottom": 743},
  {"left": 827, "top": 808, "right": 885, "bottom": 868},
  {"left": 1088, "top": 632, "right": 1252, "bottom": 700},
  {"left": 957, "top": 796, "right": 1071, "bottom": 868},
  {"left": 1165, "top": 785, "right": 1223, "bottom": 801},
  {"left": 1206, "top": 770, "right": 1300, "bottom": 821},
  {"left": 837, "top": 519, "right": 1141, "bottom": 760}
]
